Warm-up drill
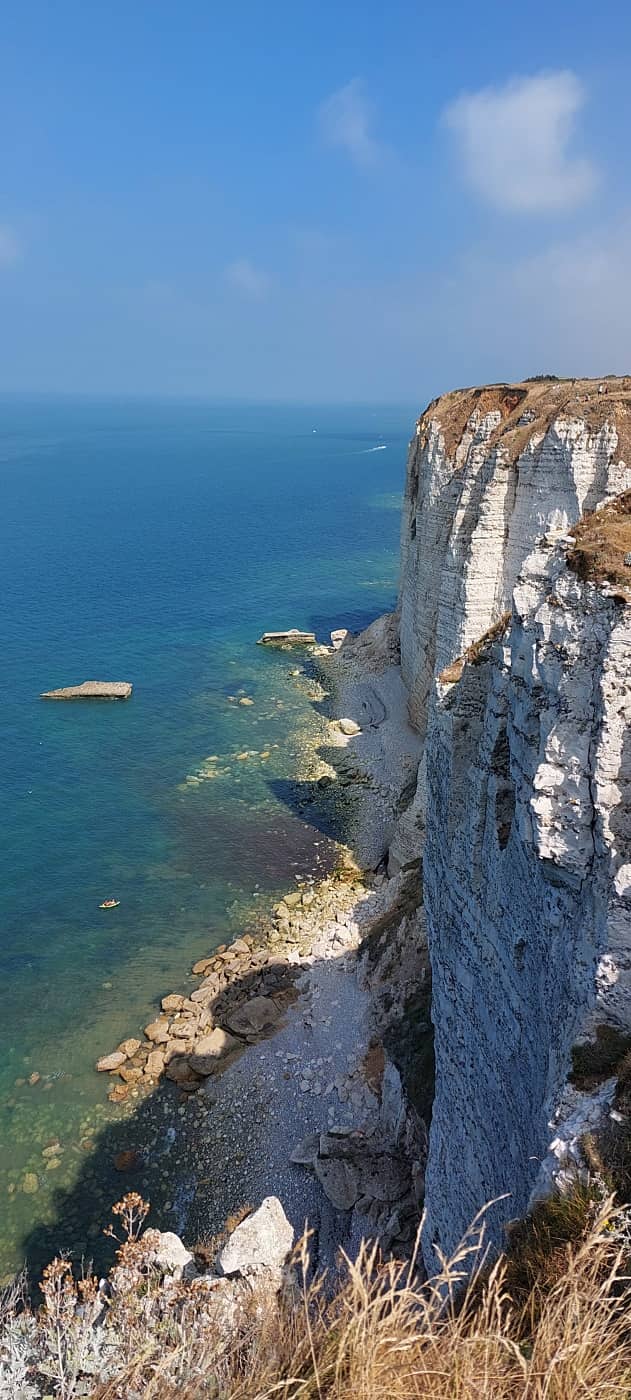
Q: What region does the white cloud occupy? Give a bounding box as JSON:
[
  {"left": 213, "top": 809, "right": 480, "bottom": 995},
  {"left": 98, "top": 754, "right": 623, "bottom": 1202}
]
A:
[
  {"left": 318, "top": 79, "right": 381, "bottom": 167},
  {"left": 225, "top": 257, "right": 270, "bottom": 300},
  {"left": 443, "top": 71, "right": 597, "bottom": 213},
  {"left": 0, "top": 224, "right": 20, "bottom": 264}
]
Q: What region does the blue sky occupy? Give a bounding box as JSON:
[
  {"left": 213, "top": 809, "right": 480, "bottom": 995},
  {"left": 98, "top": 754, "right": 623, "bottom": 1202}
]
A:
[{"left": 1, "top": 0, "right": 630, "bottom": 400}]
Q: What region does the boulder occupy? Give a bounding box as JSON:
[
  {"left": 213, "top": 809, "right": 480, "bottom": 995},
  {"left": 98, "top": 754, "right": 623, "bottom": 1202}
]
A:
[
  {"left": 144, "top": 1018, "right": 170, "bottom": 1044},
  {"left": 217, "top": 1197, "right": 294, "bottom": 1277},
  {"left": 118, "top": 1038, "right": 141, "bottom": 1059},
  {"left": 225, "top": 997, "right": 281, "bottom": 1040},
  {"left": 330, "top": 629, "right": 353, "bottom": 650},
  {"left": 192, "top": 957, "right": 214, "bottom": 975},
  {"left": 190, "top": 982, "right": 217, "bottom": 1005},
  {"left": 170, "top": 1021, "right": 194, "bottom": 1040},
  {"left": 119, "top": 1066, "right": 143, "bottom": 1085},
  {"left": 289, "top": 1133, "right": 320, "bottom": 1166},
  {"left": 96, "top": 1051, "right": 126, "bottom": 1073},
  {"left": 314, "top": 1158, "right": 359, "bottom": 1211},
  {"left": 189, "top": 1028, "right": 241, "bottom": 1075},
  {"left": 358, "top": 1154, "right": 410, "bottom": 1203},
  {"left": 165, "top": 1056, "right": 193, "bottom": 1084},
  {"left": 144, "top": 1229, "right": 196, "bottom": 1281},
  {"left": 338, "top": 717, "right": 361, "bottom": 736},
  {"left": 161, "top": 994, "right": 185, "bottom": 1013},
  {"left": 165, "top": 1038, "right": 194, "bottom": 1061},
  {"left": 146, "top": 1050, "right": 165, "bottom": 1079}
]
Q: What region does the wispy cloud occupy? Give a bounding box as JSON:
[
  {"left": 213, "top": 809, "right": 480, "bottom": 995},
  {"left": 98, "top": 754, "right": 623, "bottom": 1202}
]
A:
[
  {"left": 0, "top": 223, "right": 21, "bottom": 265},
  {"left": 443, "top": 71, "right": 597, "bottom": 213},
  {"left": 318, "top": 78, "right": 382, "bottom": 168},
  {"left": 225, "top": 257, "right": 270, "bottom": 300}
]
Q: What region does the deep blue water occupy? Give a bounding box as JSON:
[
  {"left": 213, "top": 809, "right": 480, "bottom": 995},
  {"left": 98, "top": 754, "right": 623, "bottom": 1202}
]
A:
[{"left": 0, "top": 396, "right": 414, "bottom": 1275}]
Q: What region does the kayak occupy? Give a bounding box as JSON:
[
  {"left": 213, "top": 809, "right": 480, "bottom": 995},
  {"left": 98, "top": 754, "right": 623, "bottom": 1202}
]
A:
[{"left": 99, "top": 899, "right": 120, "bottom": 909}]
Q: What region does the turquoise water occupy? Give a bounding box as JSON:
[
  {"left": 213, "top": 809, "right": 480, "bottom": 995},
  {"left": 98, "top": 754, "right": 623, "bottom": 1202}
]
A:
[{"left": 0, "top": 397, "right": 413, "bottom": 1276}]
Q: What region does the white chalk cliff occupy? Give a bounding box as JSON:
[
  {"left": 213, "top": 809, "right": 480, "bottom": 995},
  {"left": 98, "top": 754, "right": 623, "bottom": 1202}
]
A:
[{"left": 343, "top": 378, "right": 631, "bottom": 1268}]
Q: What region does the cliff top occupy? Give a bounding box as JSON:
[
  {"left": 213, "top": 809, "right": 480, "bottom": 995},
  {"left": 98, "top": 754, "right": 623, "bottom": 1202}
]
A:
[{"left": 421, "top": 375, "right": 631, "bottom": 466}]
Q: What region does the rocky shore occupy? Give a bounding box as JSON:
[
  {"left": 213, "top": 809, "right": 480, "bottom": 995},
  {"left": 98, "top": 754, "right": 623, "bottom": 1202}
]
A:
[
  {"left": 92, "top": 631, "right": 431, "bottom": 1270},
  {"left": 96, "top": 860, "right": 428, "bottom": 1264}
]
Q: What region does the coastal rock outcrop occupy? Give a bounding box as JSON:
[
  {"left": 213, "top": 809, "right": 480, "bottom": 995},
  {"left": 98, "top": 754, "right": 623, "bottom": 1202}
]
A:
[
  {"left": 364, "top": 377, "right": 631, "bottom": 1269},
  {"left": 328, "top": 377, "right": 631, "bottom": 1270},
  {"left": 40, "top": 680, "right": 133, "bottom": 699},
  {"left": 398, "top": 378, "right": 631, "bottom": 739}
]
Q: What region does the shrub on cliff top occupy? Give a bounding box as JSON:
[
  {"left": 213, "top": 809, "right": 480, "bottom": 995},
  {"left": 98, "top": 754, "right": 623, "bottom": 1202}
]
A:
[{"left": 1, "top": 1188, "right": 631, "bottom": 1398}]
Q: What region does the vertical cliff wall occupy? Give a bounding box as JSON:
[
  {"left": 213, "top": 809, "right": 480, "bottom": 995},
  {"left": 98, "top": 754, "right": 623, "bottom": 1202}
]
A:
[
  {"left": 422, "top": 524, "right": 631, "bottom": 1263},
  {"left": 399, "top": 380, "right": 631, "bottom": 739},
  {"left": 390, "top": 378, "right": 631, "bottom": 1265}
]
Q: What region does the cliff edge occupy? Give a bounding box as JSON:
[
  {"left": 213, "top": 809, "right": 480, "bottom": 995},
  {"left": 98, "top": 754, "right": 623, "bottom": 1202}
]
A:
[{"left": 338, "top": 377, "right": 631, "bottom": 1268}]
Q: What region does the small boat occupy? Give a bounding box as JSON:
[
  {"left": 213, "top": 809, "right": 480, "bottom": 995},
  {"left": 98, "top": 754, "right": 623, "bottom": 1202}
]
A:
[{"left": 99, "top": 899, "right": 120, "bottom": 909}]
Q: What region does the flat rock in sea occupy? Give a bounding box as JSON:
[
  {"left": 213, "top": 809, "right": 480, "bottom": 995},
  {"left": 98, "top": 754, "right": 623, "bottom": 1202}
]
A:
[
  {"left": 257, "top": 630, "right": 316, "bottom": 646},
  {"left": 40, "top": 680, "right": 133, "bottom": 700}
]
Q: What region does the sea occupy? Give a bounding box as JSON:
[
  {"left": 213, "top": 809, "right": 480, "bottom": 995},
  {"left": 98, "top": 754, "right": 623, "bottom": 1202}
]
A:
[{"left": 0, "top": 396, "right": 415, "bottom": 1279}]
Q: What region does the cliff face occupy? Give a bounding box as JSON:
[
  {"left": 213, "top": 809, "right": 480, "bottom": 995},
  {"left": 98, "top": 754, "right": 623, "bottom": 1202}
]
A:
[
  {"left": 389, "top": 378, "right": 631, "bottom": 1266},
  {"left": 399, "top": 379, "right": 631, "bottom": 738}
]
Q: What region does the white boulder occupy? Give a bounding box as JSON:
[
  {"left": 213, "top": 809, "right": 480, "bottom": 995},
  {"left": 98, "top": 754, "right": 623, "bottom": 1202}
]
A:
[{"left": 216, "top": 1196, "right": 294, "bottom": 1277}]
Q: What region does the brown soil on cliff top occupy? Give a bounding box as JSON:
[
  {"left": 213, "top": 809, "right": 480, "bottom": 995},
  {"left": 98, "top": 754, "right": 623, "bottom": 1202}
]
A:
[
  {"left": 421, "top": 376, "right": 631, "bottom": 467},
  {"left": 567, "top": 489, "right": 631, "bottom": 593}
]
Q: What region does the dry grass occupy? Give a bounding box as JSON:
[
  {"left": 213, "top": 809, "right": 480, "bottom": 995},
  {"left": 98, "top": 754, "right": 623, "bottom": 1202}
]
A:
[
  {"left": 2, "top": 1186, "right": 629, "bottom": 1397},
  {"left": 88, "top": 1197, "right": 631, "bottom": 1400},
  {"left": 0, "top": 1188, "right": 620, "bottom": 1399},
  {"left": 439, "top": 612, "right": 512, "bottom": 686},
  {"left": 567, "top": 490, "right": 631, "bottom": 593},
  {"left": 422, "top": 376, "right": 631, "bottom": 471}
]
